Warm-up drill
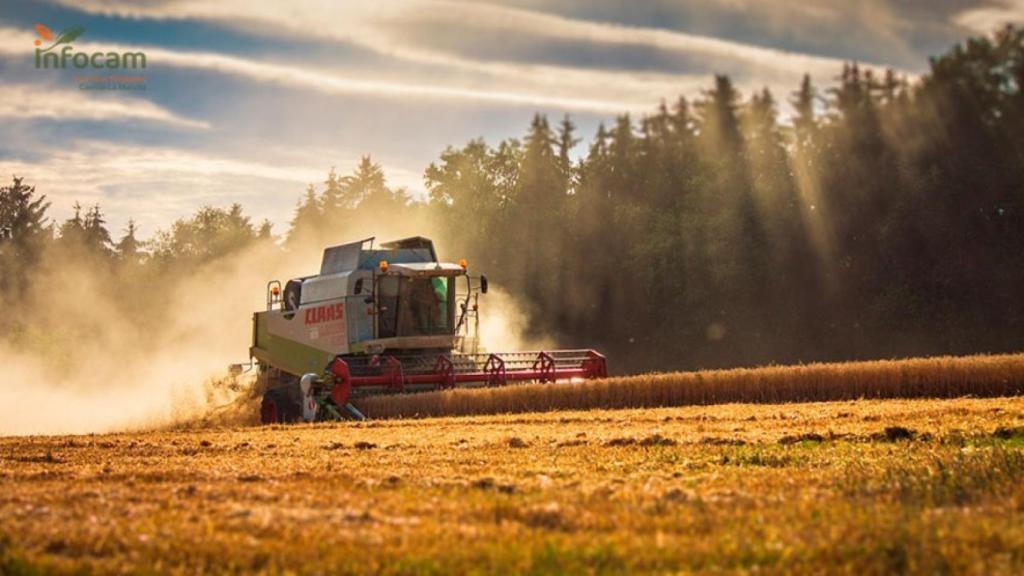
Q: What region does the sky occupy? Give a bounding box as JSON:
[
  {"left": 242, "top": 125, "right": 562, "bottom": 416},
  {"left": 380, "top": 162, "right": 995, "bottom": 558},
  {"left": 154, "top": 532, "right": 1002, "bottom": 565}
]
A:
[{"left": 0, "top": 0, "right": 1022, "bottom": 239}]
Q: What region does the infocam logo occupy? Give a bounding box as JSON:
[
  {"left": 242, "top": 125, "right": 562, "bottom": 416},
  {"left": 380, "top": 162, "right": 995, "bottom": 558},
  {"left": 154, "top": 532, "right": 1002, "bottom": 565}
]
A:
[{"left": 33, "top": 23, "right": 146, "bottom": 69}]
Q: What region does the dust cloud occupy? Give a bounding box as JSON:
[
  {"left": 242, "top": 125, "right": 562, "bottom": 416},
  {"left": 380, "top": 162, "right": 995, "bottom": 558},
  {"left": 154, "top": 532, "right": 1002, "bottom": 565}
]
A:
[
  {"left": 0, "top": 215, "right": 540, "bottom": 436},
  {"left": 475, "top": 286, "right": 554, "bottom": 354},
  {"left": 0, "top": 241, "right": 288, "bottom": 436}
]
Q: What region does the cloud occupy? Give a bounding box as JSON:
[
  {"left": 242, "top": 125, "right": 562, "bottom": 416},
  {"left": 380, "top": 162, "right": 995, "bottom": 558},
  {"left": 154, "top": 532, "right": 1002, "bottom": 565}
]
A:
[
  {"left": 384, "top": 1, "right": 861, "bottom": 75},
  {"left": 0, "top": 26, "right": 687, "bottom": 114},
  {"left": 0, "top": 137, "right": 427, "bottom": 238},
  {"left": 34, "top": 0, "right": 906, "bottom": 109},
  {"left": 955, "top": 0, "right": 1024, "bottom": 33},
  {"left": 46, "top": 0, "right": 869, "bottom": 72},
  {"left": 0, "top": 83, "right": 209, "bottom": 129},
  {"left": 0, "top": 140, "right": 320, "bottom": 236}
]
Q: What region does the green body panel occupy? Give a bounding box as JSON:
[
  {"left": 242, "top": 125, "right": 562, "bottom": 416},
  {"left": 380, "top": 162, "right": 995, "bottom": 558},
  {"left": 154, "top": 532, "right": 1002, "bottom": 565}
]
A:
[{"left": 251, "top": 311, "right": 335, "bottom": 377}]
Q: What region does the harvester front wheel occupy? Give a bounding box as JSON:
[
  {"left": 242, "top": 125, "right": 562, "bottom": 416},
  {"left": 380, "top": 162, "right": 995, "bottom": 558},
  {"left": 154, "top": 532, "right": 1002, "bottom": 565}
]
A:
[
  {"left": 260, "top": 397, "right": 279, "bottom": 424},
  {"left": 260, "top": 388, "right": 300, "bottom": 424}
]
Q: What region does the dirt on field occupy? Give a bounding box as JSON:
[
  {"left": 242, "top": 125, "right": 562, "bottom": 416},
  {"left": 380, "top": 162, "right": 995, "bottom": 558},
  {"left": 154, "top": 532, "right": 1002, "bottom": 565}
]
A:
[{"left": 4, "top": 396, "right": 1024, "bottom": 574}]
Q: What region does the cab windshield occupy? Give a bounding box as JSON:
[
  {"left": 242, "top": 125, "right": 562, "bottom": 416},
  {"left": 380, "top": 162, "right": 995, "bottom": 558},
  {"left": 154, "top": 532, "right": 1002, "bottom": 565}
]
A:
[{"left": 378, "top": 275, "right": 455, "bottom": 338}]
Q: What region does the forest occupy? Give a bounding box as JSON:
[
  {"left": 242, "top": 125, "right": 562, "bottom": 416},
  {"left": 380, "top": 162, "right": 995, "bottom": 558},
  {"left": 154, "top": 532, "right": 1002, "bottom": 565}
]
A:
[{"left": 1, "top": 26, "right": 1022, "bottom": 374}]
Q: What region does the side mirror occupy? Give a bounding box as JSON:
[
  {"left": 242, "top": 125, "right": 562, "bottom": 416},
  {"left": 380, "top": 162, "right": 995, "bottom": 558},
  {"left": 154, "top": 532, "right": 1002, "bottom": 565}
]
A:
[{"left": 479, "top": 275, "right": 488, "bottom": 294}]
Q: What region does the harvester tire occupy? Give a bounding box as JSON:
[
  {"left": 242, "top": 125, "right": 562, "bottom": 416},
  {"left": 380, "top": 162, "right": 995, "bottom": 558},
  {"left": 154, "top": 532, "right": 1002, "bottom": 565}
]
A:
[{"left": 260, "top": 388, "right": 301, "bottom": 424}]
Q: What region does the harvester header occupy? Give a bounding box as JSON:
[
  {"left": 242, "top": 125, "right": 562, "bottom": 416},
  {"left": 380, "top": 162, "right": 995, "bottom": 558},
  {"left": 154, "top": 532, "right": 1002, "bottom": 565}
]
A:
[{"left": 250, "top": 236, "right": 607, "bottom": 423}]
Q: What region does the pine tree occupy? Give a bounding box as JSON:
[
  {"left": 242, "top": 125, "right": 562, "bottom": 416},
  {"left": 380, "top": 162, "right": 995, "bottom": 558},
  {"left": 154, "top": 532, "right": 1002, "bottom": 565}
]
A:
[
  {"left": 670, "top": 96, "right": 692, "bottom": 138},
  {"left": 84, "top": 204, "right": 113, "bottom": 257},
  {"left": 257, "top": 219, "right": 273, "bottom": 241},
  {"left": 0, "top": 176, "right": 50, "bottom": 294},
  {"left": 790, "top": 74, "right": 819, "bottom": 152},
  {"left": 287, "top": 185, "right": 324, "bottom": 248},
  {"left": 58, "top": 202, "right": 87, "bottom": 249},
  {"left": 556, "top": 114, "right": 579, "bottom": 188},
  {"left": 343, "top": 156, "right": 385, "bottom": 207},
  {"left": 321, "top": 167, "right": 345, "bottom": 216},
  {"left": 116, "top": 219, "right": 142, "bottom": 265},
  {"left": 347, "top": 156, "right": 408, "bottom": 216},
  {"left": 0, "top": 176, "right": 50, "bottom": 253}
]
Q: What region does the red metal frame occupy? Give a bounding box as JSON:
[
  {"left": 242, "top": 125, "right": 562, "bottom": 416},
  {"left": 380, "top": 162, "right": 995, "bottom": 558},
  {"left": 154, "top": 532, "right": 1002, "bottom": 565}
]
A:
[
  {"left": 433, "top": 355, "right": 456, "bottom": 389},
  {"left": 533, "top": 352, "right": 555, "bottom": 383},
  {"left": 483, "top": 354, "right": 507, "bottom": 387},
  {"left": 582, "top": 350, "right": 608, "bottom": 379},
  {"left": 327, "top": 350, "right": 607, "bottom": 396},
  {"left": 371, "top": 355, "right": 405, "bottom": 393}
]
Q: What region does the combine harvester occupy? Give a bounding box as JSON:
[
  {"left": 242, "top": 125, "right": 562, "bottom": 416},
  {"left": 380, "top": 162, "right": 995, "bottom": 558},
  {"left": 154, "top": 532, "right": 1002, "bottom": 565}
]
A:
[{"left": 250, "top": 237, "right": 607, "bottom": 423}]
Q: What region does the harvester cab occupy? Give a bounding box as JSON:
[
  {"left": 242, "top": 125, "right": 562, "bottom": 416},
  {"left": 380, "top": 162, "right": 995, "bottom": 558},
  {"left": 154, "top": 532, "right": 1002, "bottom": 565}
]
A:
[{"left": 251, "top": 236, "right": 607, "bottom": 424}]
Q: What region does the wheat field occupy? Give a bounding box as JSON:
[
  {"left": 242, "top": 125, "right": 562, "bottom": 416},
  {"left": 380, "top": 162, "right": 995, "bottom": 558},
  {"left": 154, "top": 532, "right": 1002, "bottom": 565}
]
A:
[
  {"left": 353, "top": 352, "right": 1024, "bottom": 419},
  {"left": 5, "top": 354, "right": 1024, "bottom": 574},
  {"left": 4, "top": 396, "right": 1024, "bottom": 574}
]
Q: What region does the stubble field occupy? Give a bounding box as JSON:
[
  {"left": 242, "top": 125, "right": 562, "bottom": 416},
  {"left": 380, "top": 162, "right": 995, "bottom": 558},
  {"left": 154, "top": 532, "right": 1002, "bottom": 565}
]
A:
[{"left": 4, "top": 394, "right": 1024, "bottom": 574}]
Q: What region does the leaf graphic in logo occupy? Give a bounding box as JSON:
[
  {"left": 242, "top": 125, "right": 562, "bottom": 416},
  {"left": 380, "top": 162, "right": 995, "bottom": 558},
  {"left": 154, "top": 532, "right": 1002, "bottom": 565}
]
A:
[
  {"left": 38, "top": 26, "right": 85, "bottom": 52},
  {"left": 34, "top": 23, "right": 55, "bottom": 40},
  {"left": 54, "top": 26, "right": 85, "bottom": 45}
]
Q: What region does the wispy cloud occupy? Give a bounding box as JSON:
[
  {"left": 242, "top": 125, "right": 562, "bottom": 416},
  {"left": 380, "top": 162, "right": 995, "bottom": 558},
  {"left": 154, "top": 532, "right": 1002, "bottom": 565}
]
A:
[
  {"left": 36, "top": 0, "right": 903, "bottom": 106},
  {"left": 0, "top": 138, "right": 424, "bottom": 237},
  {"left": 380, "top": 1, "right": 866, "bottom": 75},
  {"left": 45, "top": 0, "right": 878, "bottom": 73},
  {"left": 0, "top": 27, "right": 690, "bottom": 114},
  {"left": 543, "top": 0, "right": 942, "bottom": 66},
  {"left": 0, "top": 141, "right": 320, "bottom": 236},
  {"left": 955, "top": 0, "right": 1024, "bottom": 33},
  {"left": 0, "top": 83, "right": 209, "bottom": 129}
]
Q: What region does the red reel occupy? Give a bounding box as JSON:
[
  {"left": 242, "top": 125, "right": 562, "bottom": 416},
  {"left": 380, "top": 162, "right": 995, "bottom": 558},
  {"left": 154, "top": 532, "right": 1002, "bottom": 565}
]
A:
[{"left": 328, "top": 357, "right": 353, "bottom": 406}]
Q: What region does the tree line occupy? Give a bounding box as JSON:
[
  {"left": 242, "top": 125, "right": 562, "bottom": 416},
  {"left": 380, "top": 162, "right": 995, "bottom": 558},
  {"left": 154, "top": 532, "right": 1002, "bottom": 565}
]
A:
[{"left": 2, "top": 26, "right": 1022, "bottom": 373}]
